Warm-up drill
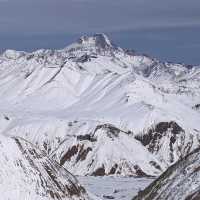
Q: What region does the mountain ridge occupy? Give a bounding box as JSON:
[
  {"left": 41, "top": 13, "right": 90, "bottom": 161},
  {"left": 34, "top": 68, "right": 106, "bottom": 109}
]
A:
[{"left": 0, "top": 34, "right": 200, "bottom": 178}]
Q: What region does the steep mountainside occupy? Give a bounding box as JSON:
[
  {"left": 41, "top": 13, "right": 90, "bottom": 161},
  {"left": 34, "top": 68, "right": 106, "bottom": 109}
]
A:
[
  {"left": 0, "top": 134, "right": 95, "bottom": 200},
  {"left": 133, "top": 148, "right": 200, "bottom": 200},
  {"left": 0, "top": 34, "right": 200, "bottom": 177}
]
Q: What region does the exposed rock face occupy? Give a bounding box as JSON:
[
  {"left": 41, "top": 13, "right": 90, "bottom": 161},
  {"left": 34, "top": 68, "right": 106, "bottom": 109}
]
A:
[
  {"left": 51, "top": 123, "right": 163, "bottom": 177},
  {"left": 133, "top": 148, "right": 200, "bottom": 200},
  {"left": 193, "top": 104, "right": 200, "bottom": 110},
  {"left": 135, "top": 122, "right": 184, "bottom": 147},
  {"left": 135, "top": 121, "right": 195, "bottom": 165}
]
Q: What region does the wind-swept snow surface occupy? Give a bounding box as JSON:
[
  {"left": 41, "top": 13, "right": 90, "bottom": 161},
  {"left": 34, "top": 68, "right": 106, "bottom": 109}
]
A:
[{"left": 0, "top": 34, "right": 200, "bottom": 180}]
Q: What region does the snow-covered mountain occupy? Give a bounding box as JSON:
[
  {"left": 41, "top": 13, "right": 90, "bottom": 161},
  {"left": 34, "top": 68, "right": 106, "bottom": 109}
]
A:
[
  {"left": 133, "top": 147, "right": 200, "bottom": 200},
  {"left": 0, "top": 33, "right": 200, "bottom": 178}
]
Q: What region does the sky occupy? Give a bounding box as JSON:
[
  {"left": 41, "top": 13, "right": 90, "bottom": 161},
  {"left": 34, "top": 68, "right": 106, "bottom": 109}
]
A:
[{"left": 0, "top": 0, "right": 200, "bottom": 64}]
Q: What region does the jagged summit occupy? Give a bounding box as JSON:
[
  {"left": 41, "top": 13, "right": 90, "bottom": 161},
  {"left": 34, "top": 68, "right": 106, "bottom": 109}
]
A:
[
  {"left": 64, "top": 33, "right": 118, "bottom": 54},
  {"left": 77, "top": 33, "right": 115, "bottom": 49}
]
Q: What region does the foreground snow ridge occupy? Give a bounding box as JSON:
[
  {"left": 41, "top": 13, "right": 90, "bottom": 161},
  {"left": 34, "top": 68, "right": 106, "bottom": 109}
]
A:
[
  {"left": 0, "top": 135, "right": 92, "bottom": 200},
  {"left": 0, "top": 33, "right": 200, "bottom": 199},
  {"left": 133, "top": 148, "right": 200, "bottom": 200}
]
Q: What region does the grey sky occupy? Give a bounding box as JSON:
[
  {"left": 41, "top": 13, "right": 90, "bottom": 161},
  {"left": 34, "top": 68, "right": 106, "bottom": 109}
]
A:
[
  {"left": 0, "top": 0, "right": 200, "bottom": 34},
  {"left": 0, "top": 0, "right": 200, "bottom": 64}
]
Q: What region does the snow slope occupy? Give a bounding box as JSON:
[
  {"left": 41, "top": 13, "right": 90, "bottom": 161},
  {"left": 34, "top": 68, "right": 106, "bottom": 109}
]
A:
[
  {"left": 0, "top": 134, "right": 95, "bottom": 200},
  {"left": 0, "top": 34, "right": 200, "bottom": 177}
]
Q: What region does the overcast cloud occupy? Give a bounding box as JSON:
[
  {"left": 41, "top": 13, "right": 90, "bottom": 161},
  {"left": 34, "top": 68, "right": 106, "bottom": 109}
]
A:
[{"left": 0, "top": 0, "right": 200, "bottom": 34}]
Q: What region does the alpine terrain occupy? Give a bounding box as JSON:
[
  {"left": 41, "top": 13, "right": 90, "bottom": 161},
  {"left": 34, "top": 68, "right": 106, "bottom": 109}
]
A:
[{"left": 0, "top": 34, "right": 200, "bottom": 199}]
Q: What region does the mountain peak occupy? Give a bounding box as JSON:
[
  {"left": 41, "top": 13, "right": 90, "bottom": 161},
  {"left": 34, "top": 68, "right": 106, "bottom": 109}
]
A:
[{"left": 77, "top": 33, "right": 115, "bottom": 49}]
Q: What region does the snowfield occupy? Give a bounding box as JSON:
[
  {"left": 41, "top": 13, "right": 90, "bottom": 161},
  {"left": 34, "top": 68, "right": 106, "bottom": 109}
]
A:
[
  {"left": 78, "top": 176, "right": 154, "bottom": 200},
  {"left": 0, "top": 33, "right": 200, "bottom": 199}
]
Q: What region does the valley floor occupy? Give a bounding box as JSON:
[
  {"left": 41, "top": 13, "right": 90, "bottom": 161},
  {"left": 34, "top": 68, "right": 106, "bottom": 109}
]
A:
[{"left": 78, "top": 176, "right": 154, "bottom": 200}]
